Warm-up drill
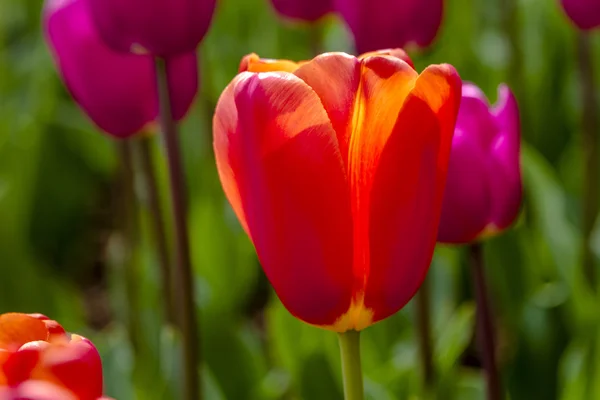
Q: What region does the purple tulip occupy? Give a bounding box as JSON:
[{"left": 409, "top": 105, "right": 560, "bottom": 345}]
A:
[
  {"left": 43, "top": 0, "right": 198, "bottom": 139},
  {"left": 270, "top": 0, "right": 333, "bottom": 22},
  {"left": 560, "top": 0, "right": 600, "bottom": 30},
  {"left": 335, "top": 0, "right": 443, "bottom": 53},
  {"left": 86, "top": 0, "right": 216, "bottom": 57},
  {"left": 437, "top": 83, "right": 522, "bottom": 244}
]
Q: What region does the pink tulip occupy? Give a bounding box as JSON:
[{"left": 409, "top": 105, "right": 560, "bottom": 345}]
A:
[
  {"left": 43, "top": 0, "right": 198, "bottom": 139},
  {"left": 87, "top": 0, "right": 217, "bottom": 57},
  {"left": 560, "top": 0, "right": 600, "bottom": 30},
  {"left": 335, "top": 0, "right": 443, "bottom": 53},
  {"left": 437, "top": 83, "right": 522, "bottom": 244},
  {"left": 270, "top": 0, "right": 333, "bottom": 22}
]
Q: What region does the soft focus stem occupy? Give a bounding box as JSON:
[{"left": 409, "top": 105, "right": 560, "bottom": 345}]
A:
[
  {"left": 134, "top": 136, "right": 175, "bottom": 325},
  {"left": 500, "top": 0, "right": 524, "bottom": 100},
  {"left": 470, "top": 243, "right": 501, "bottom": 400},
  {"left": 338, "top": 331, "right": 364, "bottom": 400},
  {"left": 577, "top": 32, "right": 598, "bottom": 293},
  {"left": 154, "top": 57, "right": 201, "bottom": 400},
  {"left": 116, "top": 140, "right": 142, "bottom": 355},
  {"left": 416, "top": 275, "right": 435, "bottom": 388}
]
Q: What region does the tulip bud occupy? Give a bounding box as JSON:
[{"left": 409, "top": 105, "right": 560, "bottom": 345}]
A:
[
  {"left": 560, "top": 0, "right": 600, "bottom": 30},
  {"left": 0, "top": 313, "right": 108, "bottom": 400},
  {"left": 270, "top": 0, "right": 333, "bottom": 22},
  {"left": 335, "top": 0, "right": 443, "bottom": 53},
  {"left": 87, "top": 0, "right": 217, "bottom": 57},
  {"left": 43, "top": 0, "right": 198, "bottom": 139},
  {"left": 215, "top": 50, "right": 461, "bottom": 331},
  {"left": 437, "top": 83, "right": 522, "bottom": 244}
]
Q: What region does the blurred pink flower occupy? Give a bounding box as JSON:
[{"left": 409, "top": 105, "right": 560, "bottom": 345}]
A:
[
  {"left": 43, "top": 0, "right": 198, "bottom": 139},
  {"left": 437, "top": 83, "right": 522, "bottom": 244},
  {"left": 87, "top": 0, "right": 217, "bottom": 57},
  {"left": 270, "top": 0, "right": 333, "bottom": 22},
  {"left": 560, "top": 0, "right": 600, "bottom": 30},
  {"left": 335, "top": 0, "right": 443, "bottom": 53}
]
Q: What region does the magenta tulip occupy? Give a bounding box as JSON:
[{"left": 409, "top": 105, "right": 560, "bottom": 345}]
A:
[
  {"left": 335, "top": 0, "right": 443, "bottom": 53},
  {"left": 560, "top": 0, "right": 600, "bottom": 30},
  {"left": 87, "top": 0, "right": 216, "bottom": 57},
  {"left": 270, "top": 0, "right": 333, "bottom": 22},
  {"left": 437, "top": 83, "right": 522, "bottom": 244},
  {"left": 43, "top": 0, "right": 198, "bottom": 139}
]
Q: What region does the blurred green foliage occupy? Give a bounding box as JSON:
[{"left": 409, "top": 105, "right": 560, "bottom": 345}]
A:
[{"left": 1, "top": 0, "right": 600, "bottom": 399}]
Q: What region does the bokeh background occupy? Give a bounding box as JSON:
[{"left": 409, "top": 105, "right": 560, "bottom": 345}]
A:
[{"left": 1, "top": 0, "right": 599, "bottom": 398}]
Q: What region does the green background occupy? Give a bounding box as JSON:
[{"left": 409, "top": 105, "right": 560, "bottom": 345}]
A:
[{"left": 1, "top": 0, "right": 599, "bottom": 398}]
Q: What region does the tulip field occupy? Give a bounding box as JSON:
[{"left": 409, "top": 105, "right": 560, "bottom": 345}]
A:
[{"left": 1, "top": 0, "right": 599, "bottom": 399}]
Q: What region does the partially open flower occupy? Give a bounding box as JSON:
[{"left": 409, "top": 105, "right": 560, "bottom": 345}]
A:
[
  {"left": 0, "top": 313, "right": 108, "bottom": 400},
  {"left": 437, "top": 83, "right": 522, "bottom": 244},
  {"left": 560, "top": 0, "right": 600, "bottom": 30},
  {"left": 214, "top": 49, "right": 461, "bottom": 331},
  {"left": 43, "top": 0, "right": 198, "bottom": 138}
]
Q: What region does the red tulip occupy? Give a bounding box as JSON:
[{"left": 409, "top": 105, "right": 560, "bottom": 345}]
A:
[
  {"left": 560, "top": 0, "right": 600, "bottom": 30},
  {"left": 213, "top": 49, "right": 461, "bottom": 331},
  {"left": 0, "top": 313, "right": 108, "bottom": 400},
  {"left": 269, "top": 0, "right": 333, "bottom": 22},
  {"left": 87, "top": 0, "right": 217, "bottom": 57},
  {"left": 335, "top": 0, "right": 443, "bottom": 53},
  {"left": 43, "top": 0, "right": 198, "bottom": 139},
  {"left": 437, "top": 83, "right": 521, "bottom": 244}
]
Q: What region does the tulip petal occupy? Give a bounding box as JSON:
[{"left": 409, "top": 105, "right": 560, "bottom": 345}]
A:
[
  {"left": 213, "top": 72, "right": 354, "bottom": 326},
  {"left": 365, "top": 65, "right": 461, "bottom": 322},
  {"left": 0, "top": 314, "right": 49, "bottom": 351},
  {"left": 437, "top": 128, "right": 491, "bottom": 243},
  {"left": 239, "top": 53, "right": 301, "bottom": 73},
  {"left": 489, "top": 85, "right": 522, "bottom": 231},
  {"left": 40, "top": 336, "right": 103, "bottom": 400},
  {"left": 293, "top": 52, "right": 362, "bottom": 160},
  {"left": 270, "top": 0, "right": 333, "bottom": 22},
  {"left": 358, "top": 48, "right": 414, "bottom": 69}
]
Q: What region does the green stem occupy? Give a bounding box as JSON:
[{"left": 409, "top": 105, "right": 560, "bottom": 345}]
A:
[
  {"left": 416, "top": 276, "right": 435, "bottom": 388},
  {"left": 134, "top": 136, "right": 175, "bottom": 325},
  {"left": 470, "top": 243, "right": 502, "bottom": 400},
  {"left": 308, "top": 20, "right": 324, "bottom": 57},
  {"left": 338, "top": 331, "right": 364, "bottom": 400},
  {"left": 576, "top": 32, "right": 598, "bottom": 293},
  {"left": 116, "top": 140, "right": 142, "bottom": 355},
  {"left": 154, "top": 57, "right": 201, "bottom": 400}
]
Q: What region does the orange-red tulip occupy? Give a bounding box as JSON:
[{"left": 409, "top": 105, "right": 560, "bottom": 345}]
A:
[
  {"left": 0, "top": 313, "right": 108, "bottom": 400},
  {"left": 213, "top": 49, "right": 461, "bottom": 331}
]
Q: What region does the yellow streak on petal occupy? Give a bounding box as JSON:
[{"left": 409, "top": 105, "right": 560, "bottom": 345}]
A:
[{"left": 324, "top": 299, "right": 374, "bottom": 332}]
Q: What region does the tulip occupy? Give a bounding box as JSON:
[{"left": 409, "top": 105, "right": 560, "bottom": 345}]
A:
[
  {"left": 213, "top": 49, "right": 461, "bottom": 331},
  {"left": 437, "top": 83, "right": 521, "bottom": 244},
  {"left": 270, "top": 0, "right": 333, "bottom": 22},
  {"left": 560, "top": 0, "right": 600, "bottom": 30},
  {"left": 0, "top": 313, "right": 108, "bottom": 400},
  {"left": 87, "top": 0, "right": 217, "bottom": 57},
  {"left": 335, "top": 0, "right": 444, "bottom": 53},
  {"left": 43, "top": 0, "right": 198, "bottom": 139}
]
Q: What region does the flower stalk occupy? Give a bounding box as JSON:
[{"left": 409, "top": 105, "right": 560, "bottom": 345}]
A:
[
  {"left": 416, "top": 276, "right": 435, "bottom": 387},
  {"left": 470, "top": 243, "right": 501, "bottom": 400},
  {"left": 338, "top": 330, "right": 364, "bottom": 400},
  {"left": 155, "top": 57, "right": 201, "bottom": 400}
]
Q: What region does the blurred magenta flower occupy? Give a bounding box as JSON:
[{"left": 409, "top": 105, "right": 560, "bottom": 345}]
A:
[
  {"left": 560, "top": 0, "right": 600, "bottom": 30},
  {"left": 437, "top": 83, "right": 522, "bottom": 244},
  {"left": 335, "top": 0, "right": 443, "bottom": 53},
  {"left": 43, "top": 0, "right": 198, "bottom": 139},
  {"left": 87, "top": 0, "right": 217, "bottom": 57},
  {"left": 270, "top": 0, "right": 333, "bottom": 22}
]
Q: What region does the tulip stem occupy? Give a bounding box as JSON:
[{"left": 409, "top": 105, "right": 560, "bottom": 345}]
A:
[
  {"left": 154, "top": 57, "right": 201, "bottom": 400},
  {"left": 134, "top": 136, "right": 175, "bottom": 325},
  {"left": 338, "top": 330, "right": 364, "bottom": 400},
  {"left": 116, "top": 140, "right": 142, "bottom": 355},
  {"left": 416, "top": 275, "right": 435, "bottom": 388},
  {"left": 469, "top": 243, "right": 502, "bottom": 400},
  {"left": 577, "top": 31, "right": 598, "bottom": 292}
]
